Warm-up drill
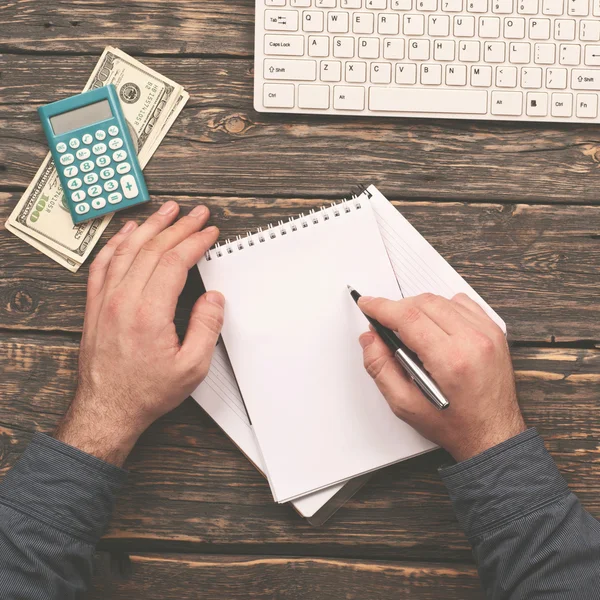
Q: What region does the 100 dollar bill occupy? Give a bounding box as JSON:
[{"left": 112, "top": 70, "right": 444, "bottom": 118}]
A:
[{"left": 6, "top": 47, "right": 186, "bottom": 271}]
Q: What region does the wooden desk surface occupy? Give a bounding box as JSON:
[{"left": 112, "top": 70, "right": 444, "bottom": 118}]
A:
[{"left": 1, "top": 2, "right": 599, "bottom": 598}]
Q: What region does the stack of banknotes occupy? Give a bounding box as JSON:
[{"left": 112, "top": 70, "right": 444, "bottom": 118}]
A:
[{"left": 5, "top": 47, "right": 189, "bottom": 272}]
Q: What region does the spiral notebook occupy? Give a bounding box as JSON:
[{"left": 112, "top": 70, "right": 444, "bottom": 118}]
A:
[{"left": 199, "top": 187, "right": 441, "bottom": 503}]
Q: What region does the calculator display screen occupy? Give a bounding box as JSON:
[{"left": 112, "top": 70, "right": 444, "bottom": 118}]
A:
[{"left": 50, "top": 100, "right": 113, "bottom": 135}]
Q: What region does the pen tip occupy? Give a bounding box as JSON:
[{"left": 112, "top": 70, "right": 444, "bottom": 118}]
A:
[{"left": 347, "top": 284, "right": 355, "bottom": 292}]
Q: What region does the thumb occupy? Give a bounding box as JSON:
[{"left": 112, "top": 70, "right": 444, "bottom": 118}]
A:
[
  {"left": 180, "top": 291, "right": 225, "bottom": 376},
  {"left": 360, "top": 331, "right": 428, "bottom": 421}
]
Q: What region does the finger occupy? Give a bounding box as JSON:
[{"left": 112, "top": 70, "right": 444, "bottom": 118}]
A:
[
  {"left": 360, "top": 332, "right": 431, "bottom": 420},
  {"left": 85, "top": 221, "right": 138, "bottom": 324},
  {"left": 143, "top": 226, "right": 220, "bottom": 315},
  {"left": 413, "top": 293, "right": 475, "bottom": 336},
  {"left": 451, "top": 293, "right": 504, "bottom": 337},
  {"left": 179, "top": 291, "right": 225, "bottom": 376},
  {"left": 104, "top": 200, "right": 180, "bottom": 289},
  {"left": 358, "top": 296, "right": 447, "bottom": 362},
  {"left": 124, "top": 205, "right": 211, "bottom": 291}
]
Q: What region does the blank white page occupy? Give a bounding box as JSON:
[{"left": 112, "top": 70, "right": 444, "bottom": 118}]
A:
[
  {"left": 199, "top": 197, "right": 435, "bottom": 503},
  {"left": 190, "top": 341, "right": 346, "bottom": 518}
]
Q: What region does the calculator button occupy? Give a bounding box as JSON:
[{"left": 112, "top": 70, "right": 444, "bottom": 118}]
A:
[
  {"left": 108, "top": 192, "right": 123, "bottom": 204},
  {"left": 82, "top": 134, "right": 93, "bottom": 145},
  {"left": 92, "top": 197, "right": 107, "bottom": 210},
  {"left": 120, "top": 174, "right": 139, "bottom": 199},
  {"left": 83, "top": 172, "right": 98, "bottom": 185},
  {"left": 100, "top": 167, "right": 115, "bottom": 180},
  {"left": 108, "top": 138, "right": 124, "bottom": 150},
  {"left": 116, "top": 163, "right": 131, "bottom": 175},
  {"left": 95, "top": 130, "right": 107, "bottom": 141},
  {"left": 76, "top": 148, "right": 91, "bottom": 160},
  {"left": 113, "top": 150, "right": 128, "bottom": 162},
  {"left": 108, "top": 125, "right": 119, "bottom": 136},
  {"left": 71, "top": 190, "right": 86, "bottom": 203},
  {"left": 75, "top": 202, "right": 90, "bottom": 215},
  {"left": 104, "top": 180, "right": 119, "bottom": 193},
  {"left": 96, "top": 155, "right": 111, "bottom": 168},
  {"left": 63, "top": 165, "right": 78, "bottom": 178},
  {"left": 69, "top": 138, "right": 80, "bottom": 149},
  {"left": 80, "top": 160, "right": 95, "bottom": 172},
  {"left": 92, "top": 143, "right": 107, "bottom": 155},
  {"left": 88, "top": 185, "right": 103, "bottom": 198},
  {"left": 67, "top": 178, "right": 82, "bottom": 190},
  {"left": 56, "top": 142, "right": 67, "bottom": 153},
  {"left": 59, "top": 153, "right": 75, "bottom": 166}
]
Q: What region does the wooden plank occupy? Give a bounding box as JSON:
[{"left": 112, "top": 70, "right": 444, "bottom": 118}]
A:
[
  {"left": 88, "top": 553, "right": 482, "bottom": 600},
  {"left": 3, "top": 55, "right": 600, "bottom": 203},
  {"left": 1, "top": 334, "right": 599, "bottom": 561},
  {"left": 2, "top": 192, "right": 599, "bottom": 342},
  {"left": 0, "top": 1, "right": 255, "bottom": 56}
]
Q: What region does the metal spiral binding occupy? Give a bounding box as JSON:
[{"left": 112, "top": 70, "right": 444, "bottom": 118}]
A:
[{"left": 204, "top": 188, "right": 368, "bottom": 261}]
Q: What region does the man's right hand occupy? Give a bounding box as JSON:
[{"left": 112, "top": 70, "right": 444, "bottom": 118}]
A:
[{"left": 358, "top": 293, "right": 526, "bottom": 463}]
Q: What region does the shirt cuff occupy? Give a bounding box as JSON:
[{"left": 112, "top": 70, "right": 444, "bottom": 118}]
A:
[
  {"left": 0, "top": 432, "right": 127, "bottom": 544},
  {"left": 439, "top": 428, "right": 570, "bottom": 539}
]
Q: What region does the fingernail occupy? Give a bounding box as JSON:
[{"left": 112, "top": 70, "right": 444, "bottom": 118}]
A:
[
  {"left": 358, "top": 296, "right": 374, "bottom": 305},
  {"left": 190, "top": 205, "right": 207, "bottom": 218},
  {"left": 205, "top": 291, "right": 225, "bottom": 307},
  {"left": 158, "top": 200, "right": 178, "bottom": 215},
  {"left": 120, "top": 221, "right": 136, "bottom": 234},
  {"left": 359, "top": 333, "right": 375, "bottom": 349},
  {"left": 203, "top": 226, "right": 218, "bottom": 235}
]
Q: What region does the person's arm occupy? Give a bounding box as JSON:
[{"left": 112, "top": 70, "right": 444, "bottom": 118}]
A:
[
  {"left": 357, "top": 293, "right": 600, "bottom": 599},
  {"left": 0, "top": 201, "right": 225, "bottom": 600}
]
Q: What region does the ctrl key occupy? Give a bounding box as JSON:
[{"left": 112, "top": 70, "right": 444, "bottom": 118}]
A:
[{"left": 263, "top": 84, "right": 294, "bottom": 108}]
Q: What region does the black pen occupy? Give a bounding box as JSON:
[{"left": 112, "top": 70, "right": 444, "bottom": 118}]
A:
[{"left": 348, "top": 286, "right": 450, "bottom": 411}]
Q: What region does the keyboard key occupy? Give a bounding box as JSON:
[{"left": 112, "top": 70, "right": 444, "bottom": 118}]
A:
[
  {"left": 82, "top": 134, "right": 93, "bottom": 145},
  {"left": 333, "top": 36, "right": 355, "bottom": 57},
  {"left": 304, "top": 11, "right": 325, "bottom": 32},
  {"left": 113, "top": 150, "right": 128, "bottom": 162},
  {"left": 95, "top": 130, "right": 106, "bottom": 141},
  {"left": 534, "top": 43, "right": 555, "bottom": 63},
  {"left": 546, "top": 67, "right": 568, "bottom": 88},
  {"left": 75, "top": 202, "right": 90, "bottom": 215},
  {"left": 263, "top": 83, "right": 295, "bottom": 107},
  {"left": 265, "top": 34, "right": 304, "bottom": 55},
  {"left": 559, "top": 44, "right": 581, "bottom": 65},
  {"left": 104, "top": 180, "right": 119, "bottom": 193},
  {"left": 108, "top": 125, "right": 119, "bottom": 136},
  {"left": 88, "top": 185, "right": 103, "bottom": 197},
  {"left": 371, "top": 87, "right": 488, "bottom": 112},
  {"left": 479, "top": 16, "right": 500, "bottom": 38},
  {"left": 521, "top": 66, "right": 543, "bottom": 87},
  {"left": 510, "top": 42, "right": 531, "bottom": 63},
  {"left": 383, "top": 38, "right": 405, "bottom": 59},
  {"left": 496, "top": 65, "right": 518, "bottom": 86},
  {"left": 80, "top": 160, "right": 95, "bottom": 172},
  {"left": 100, "top": 167, "right": 116, "bottom": 180},
  {"left": 96, "top": 155, "right": 111, "bottom": 167},
  {"left": 56, "top": 142, "right": 67, "bottom": 153},
  {"left": 63, "top": 166, "right": 78, "bottom": 178},
  {"left": 542, "top": 0, "right": 563, "bottom": 14},
  {"left": 71, "top": 190, "right": 86, "bottom": 203},
  {"left": 84, "top": 173, "right": 98, "bottom": 185},
  {"left": 265, "top": 10, "right": 299, "bottom": 31},
  {"left": 333, "top": 85, "right": 366, "bottom": 109},
  {"left": 391, "top": 0, "right": 413, "bottom": 8},
  {"left": 429, "top": 14, "right": 450, "bottom": 36},
  {"left": 92, "top": 143, "right": 107, "bottom": 155},
  {"left": 416, "top": 0, "right": 438, "bottom": 10},
  {"left": 76, "top": 148, "right": 91, "bottom": 160},
  {"left": 379, "top": 13, "right": 400, "bottom": 34},
  {"left": 446, "top": 64, "right": 468, "bottom": 85},
  {"left": 309, "top": 36, "right": 330, "bottom": 57},
  {"left": 371, "top": 62, "right": 393, "bottom": 83},
  {"left": 485, "top": 41, "right": 506, "bottom": 61},
  {"left": 321, "top": 60, "right": 343, "bottom": 81},
  {"left": 471, "top": 64, "right": 493, "bottom": 85},
  {"left": 555, "top": 19, "right": 576, "bottom": 40},
  {"left": 454, "top": 15, "right": 475, "bottom": 36},
  {"left": 353, "top": 12, "right": 374, "bottom": 33},
  {"left": 576, "top": 93, "right": 598, "bottom": 117},
  {"left": 467, "top": 0, "right": 488, "bottom": 12},
  {"left": 59, "top": 153, "right": 74, "bottom": 166},
  {"left": 459, "top": 40, "right": 481, "bottom": 61},
  {"left": 109, "top": 138, "right": 124, "bottom": 150},
  {"left": 92, "top": 198, "right": 107, "bottom": 210},
  {"left": 396, "top": 63, "right": 418, "bottom": 83},
  {"left": 421, "top": 63, "right": 443, "bottom": 84},
  {"left": 329, "top": 12, "right": 351, "bottom": 32},
  {"left": 492, "top": 0, "right": 513, "bottom": 12},
  {"left": 567, "top": 0, "right": 588, "bottom": 15},
  {"left": 529, "top": 18, "right": 551, "bottom": 39},
  {"left": 434, "top": 39, "right": 456, "bottom": 60},
  {"left": 298, "top": 84, "right": 331, "bottom": 108},
  {"left": 264, "top": 58, "right": 317, "bottom": 80},
  {"left": 504, "top": 17, "right": 526, "bottom": 38},
  {"left": 67, "top": 178, "right": 82, "bottom": 190},
  {"left": 404, "top": 14, "right": 425, "bottom": 35},
  {"left": 518, "top": 0, "right": 539, "bottom": 13},
  {"left": 346, "top": 61, "right": 368, "bottom": 82},
  {"left": 572, "top": 69, "right": 600, "bottom": 89},
  {"left": 108, "top": 192, "right": 123, "bottom": 205},
  {"left": 551, "top": 92, "right": 573, "bottom": 116},
  {"left": 584, "top": 45, "right": 600, "bottom": 66},
  {"left": 442, "top": 0, "right": 463, "bottom": 10},
  {"left": 69, "top": 138, "right": 80, "bottom": 149},
  {"left": 116, "top": 163, "right": 132, "bottom": 175},
  {"left": 526, "top": 91, "right": 549, "bottom": 114},
  {"left": 120, "top": 175, "right": 139, "bottom": 199},
  {"left": 358, "top": 37, "right": 380, "bottom": 58},
  {"left": 409, "top": 38, "right": 430, "bottom": 59},
  {"left": 580, "top": 20, "right": 600, "bottom": 42},
  {"left": 491, "top": 90, "right": 523, "bottom": 114}
]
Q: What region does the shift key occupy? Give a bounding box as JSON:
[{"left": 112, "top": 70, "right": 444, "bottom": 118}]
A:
[{"left": 264, "top": 59, "right": 317, "bottom": 81}]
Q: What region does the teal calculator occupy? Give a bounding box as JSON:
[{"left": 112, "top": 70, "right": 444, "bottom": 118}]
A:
[{"left": 38, "top": 84, "right": 149, "bottom": 224}]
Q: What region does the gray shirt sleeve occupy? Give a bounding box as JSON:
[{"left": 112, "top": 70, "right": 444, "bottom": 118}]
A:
[
  {"left": 440, "top": 428, "right": 600, "bottom": 600},
  {"left": 0, "top": 432, "right": 127, "bottom": 600}
]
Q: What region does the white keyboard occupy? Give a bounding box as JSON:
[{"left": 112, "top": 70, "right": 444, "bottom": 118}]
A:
[{"left": 254, "top": 0, "right": 600, "bottom": 122}]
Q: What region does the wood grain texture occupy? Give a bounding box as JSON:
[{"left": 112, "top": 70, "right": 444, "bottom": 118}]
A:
[
  {"left": 2, "top": 192, "right": 599, "bottom": 342},
  {"left": 87, "top": 553, "right": 482, "bottom": 600},
  {"left": 0, "top": 0, "right": 255, "bottom": 56},
  {"left": 2, "top": 334, "right": 598, "bottom": 561},
  {"left": 3, "top": 55, "right": 600, "bottom": 203}
]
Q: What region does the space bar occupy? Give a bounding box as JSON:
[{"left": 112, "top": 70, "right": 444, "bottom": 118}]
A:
[{"left": 369, "top": 88, "right": 488, "bottom": 115}]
